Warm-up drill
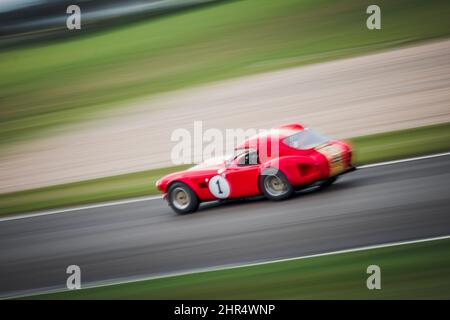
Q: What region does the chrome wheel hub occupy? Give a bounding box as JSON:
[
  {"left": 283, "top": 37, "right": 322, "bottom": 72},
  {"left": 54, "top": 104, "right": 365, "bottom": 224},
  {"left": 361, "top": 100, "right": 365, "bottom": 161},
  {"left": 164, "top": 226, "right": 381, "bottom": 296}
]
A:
[
  {"left": 264, "top": 175, "right": 287, "bottom": 197},
  {"left": 171, "top": 187, "right": 190, "bottom": 210}
]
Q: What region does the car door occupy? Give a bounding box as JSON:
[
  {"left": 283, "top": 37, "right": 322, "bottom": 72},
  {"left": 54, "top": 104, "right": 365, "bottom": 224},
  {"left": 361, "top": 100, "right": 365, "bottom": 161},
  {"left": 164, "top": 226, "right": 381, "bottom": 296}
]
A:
[{"left": 222, "top": 150, "right": 261, "bottom": 198}]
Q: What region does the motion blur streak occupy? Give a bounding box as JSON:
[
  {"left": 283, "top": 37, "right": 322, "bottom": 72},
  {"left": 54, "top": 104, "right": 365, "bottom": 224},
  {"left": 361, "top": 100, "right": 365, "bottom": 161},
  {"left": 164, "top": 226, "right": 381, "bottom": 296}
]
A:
[
  {"left": 1, "top": 155, "right": 449, "bottom": 298},
  {"left": 0, "top": 0, "right": 222, "bottom": 46},
  {"left": 0, "top": 151, "right": 449, "bottom": 223},
  {"left": 1, "top": 39, "right": 449, "bottom": 193}
]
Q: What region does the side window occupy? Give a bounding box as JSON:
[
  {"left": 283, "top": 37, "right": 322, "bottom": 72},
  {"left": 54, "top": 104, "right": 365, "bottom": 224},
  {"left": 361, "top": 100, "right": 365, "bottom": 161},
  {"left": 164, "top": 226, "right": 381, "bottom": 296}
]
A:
[{"left": 237, "top": 151, "right": 259, "bottom": 166}]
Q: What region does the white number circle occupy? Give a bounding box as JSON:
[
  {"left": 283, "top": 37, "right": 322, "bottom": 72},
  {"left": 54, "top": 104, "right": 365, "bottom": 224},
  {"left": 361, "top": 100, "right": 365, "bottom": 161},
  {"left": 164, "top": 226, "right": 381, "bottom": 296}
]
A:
[{"left": 208, "top": 175, "right": 230, "bottom": 199}]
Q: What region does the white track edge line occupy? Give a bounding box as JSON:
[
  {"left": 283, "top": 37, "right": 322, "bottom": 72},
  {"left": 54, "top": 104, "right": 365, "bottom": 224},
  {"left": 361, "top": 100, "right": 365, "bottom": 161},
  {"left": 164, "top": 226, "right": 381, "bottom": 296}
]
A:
[
  {"left": 0, "top": 195, "right": 163, "bottom": 222},
  {"left": 1, "top": 151, "right": 449, "bottom": 222},
  {"left": 357, "top": 151, "right": 450, "bottom": 169},
  {"left": 7, "top": 234, "right": 450, "bottom": 300}
]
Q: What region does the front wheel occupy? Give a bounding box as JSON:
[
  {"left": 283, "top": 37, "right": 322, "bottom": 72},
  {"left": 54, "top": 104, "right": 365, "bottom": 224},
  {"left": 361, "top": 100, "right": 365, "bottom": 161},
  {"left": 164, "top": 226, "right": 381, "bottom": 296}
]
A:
[
  {"left": 167, "top": 182, "right": 199, "bottom": 214},
  {"left": 259, "top": 169, "right": 294, "bottom": 201}
]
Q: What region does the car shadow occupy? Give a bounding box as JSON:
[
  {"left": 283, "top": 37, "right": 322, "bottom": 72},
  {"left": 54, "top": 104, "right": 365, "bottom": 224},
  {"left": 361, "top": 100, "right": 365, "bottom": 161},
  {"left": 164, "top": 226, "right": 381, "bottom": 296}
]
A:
[{"left": 194, "top": 178, "right": 361, "bottom": 214}]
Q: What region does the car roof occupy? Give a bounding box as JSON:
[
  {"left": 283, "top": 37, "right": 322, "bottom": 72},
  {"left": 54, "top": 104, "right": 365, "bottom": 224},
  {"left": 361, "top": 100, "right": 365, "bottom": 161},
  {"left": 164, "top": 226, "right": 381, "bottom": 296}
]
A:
[{"left": 236, "top": 123, "right": 304, "bottom": 149}]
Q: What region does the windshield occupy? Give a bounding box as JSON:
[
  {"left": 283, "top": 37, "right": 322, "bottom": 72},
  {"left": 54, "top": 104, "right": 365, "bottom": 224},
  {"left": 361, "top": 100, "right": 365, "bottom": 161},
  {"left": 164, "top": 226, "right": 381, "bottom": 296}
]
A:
[{"left": 283, "top": 128, "right": 330, "bottom": 150}]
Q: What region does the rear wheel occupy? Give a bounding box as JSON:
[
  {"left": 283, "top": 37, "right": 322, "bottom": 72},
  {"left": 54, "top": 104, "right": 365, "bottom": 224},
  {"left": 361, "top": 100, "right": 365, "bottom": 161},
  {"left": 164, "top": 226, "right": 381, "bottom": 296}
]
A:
[
  {"left": 259, "top": 169, "right": 294, "bottom": 201},
  {"left": 167, "top": 182, "right": 199, "bottom": 214}
]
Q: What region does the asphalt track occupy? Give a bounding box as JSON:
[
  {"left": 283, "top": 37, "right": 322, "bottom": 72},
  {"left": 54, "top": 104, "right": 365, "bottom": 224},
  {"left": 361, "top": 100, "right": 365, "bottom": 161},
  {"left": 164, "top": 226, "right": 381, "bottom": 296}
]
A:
[{"left": 1, "top": 155, "right": 450, "bottom": 298}]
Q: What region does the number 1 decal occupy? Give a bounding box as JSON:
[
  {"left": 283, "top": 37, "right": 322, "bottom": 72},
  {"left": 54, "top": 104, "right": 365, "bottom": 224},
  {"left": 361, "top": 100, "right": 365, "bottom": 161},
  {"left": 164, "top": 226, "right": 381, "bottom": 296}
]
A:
[
  {"left": 209, "top": 175, "right": 230, "bottom": 199},
  {"left": 216, "top": 179, "right": 223, "bottom": 194}
]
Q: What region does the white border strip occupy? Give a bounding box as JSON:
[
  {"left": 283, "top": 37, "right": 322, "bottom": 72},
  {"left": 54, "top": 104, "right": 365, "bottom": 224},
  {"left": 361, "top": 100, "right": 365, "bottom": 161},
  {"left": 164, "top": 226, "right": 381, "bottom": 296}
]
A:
[
  {"left": 1, "top": 151, "right": 449, "bottom": 223},
  {"left": 358, "top": 151, "right": 450, "bottom": 169},
  {"left": 7, "top": 234, "right": 450, "bottom": 299}
]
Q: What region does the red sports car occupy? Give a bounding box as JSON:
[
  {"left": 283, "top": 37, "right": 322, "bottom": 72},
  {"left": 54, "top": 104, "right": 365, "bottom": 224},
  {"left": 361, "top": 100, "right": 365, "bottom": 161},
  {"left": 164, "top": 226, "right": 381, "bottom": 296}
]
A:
[{"left": 156, "top": 123, "right": 355, "bottom": 214}]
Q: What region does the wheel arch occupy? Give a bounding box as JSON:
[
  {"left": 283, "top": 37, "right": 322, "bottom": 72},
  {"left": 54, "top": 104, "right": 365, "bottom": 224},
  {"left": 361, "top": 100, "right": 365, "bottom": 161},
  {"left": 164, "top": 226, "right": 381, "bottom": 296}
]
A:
[
  {"left": 166, "top": 178, "right": 197, "bottom": 195},
  {"left": 258, "top": 166, "right": 294, "bottom": 201},
  {"left": 260, "top": 155, "right": 322, "bottom": 187}
]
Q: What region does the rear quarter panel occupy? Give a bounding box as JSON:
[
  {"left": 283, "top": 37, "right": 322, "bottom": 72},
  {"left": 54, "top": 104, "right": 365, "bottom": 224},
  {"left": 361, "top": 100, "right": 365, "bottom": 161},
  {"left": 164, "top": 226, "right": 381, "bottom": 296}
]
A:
[{"left": 262, "top": 155, "right": 327, "bottom": 187}]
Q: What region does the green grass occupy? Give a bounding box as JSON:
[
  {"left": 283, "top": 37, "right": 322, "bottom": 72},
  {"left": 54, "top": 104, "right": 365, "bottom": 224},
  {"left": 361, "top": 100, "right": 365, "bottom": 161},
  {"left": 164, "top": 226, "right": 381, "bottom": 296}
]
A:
[
  {"left": 350, "top": 122, "right": 450, "bottom": 164},
  {"left": 0, "top": 164, "right": 190, "bottom": 217},
  {"left": 1, "top": 0, "right": 449, "bottom": 147},
  {"left": 0, "top": 122, "right": 449, "bottom": 217},
  {"left": 29, "top": 237, "right": 450, "bottom": 299}
]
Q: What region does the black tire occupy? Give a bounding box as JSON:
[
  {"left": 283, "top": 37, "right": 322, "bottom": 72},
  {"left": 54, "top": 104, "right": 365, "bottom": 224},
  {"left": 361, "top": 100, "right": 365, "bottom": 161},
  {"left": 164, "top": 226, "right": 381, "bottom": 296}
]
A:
[
  {"left": 259, "top": 168, "right": 294, "bottom": 201},
  {"left": 167, "top": 182, "right": 199, "bottom": 214}
]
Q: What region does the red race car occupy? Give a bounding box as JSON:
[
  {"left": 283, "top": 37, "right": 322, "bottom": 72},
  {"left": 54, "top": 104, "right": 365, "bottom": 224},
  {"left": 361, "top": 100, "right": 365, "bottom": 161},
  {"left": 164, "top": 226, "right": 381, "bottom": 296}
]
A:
[{"left": 156, "top": 123, "right": 355, "bottom": 214}]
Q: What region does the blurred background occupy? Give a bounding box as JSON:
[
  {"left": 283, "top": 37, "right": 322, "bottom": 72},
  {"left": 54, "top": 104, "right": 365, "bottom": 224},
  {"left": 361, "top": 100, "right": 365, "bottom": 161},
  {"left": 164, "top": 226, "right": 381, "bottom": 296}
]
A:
[
  {"left": 0, "top": 0, "right": 449, "bottom": 194},
  {"left": 0, "top": 0, "right": 223, "bottom": 46}
]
